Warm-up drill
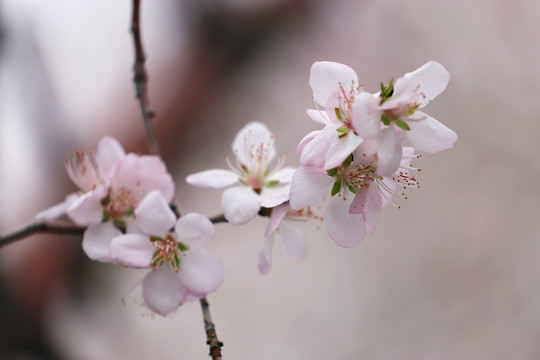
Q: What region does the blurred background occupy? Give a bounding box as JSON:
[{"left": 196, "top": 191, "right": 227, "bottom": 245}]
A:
[{"left": 1, "top": 0, "right": 539, "bottom": 359}]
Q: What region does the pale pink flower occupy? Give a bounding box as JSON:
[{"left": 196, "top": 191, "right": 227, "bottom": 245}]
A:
[
  {"left": 36, "top": 136, "right": 175, "bottom": 262},
  {"left": 258, "top": 203, "right": 313, "bottom": 275},
  {"left": 186, "top": 122, "right": 295, "bottom": 225},
  {"left": 110, "top": 190, "right": 224, "bottom": 316}
]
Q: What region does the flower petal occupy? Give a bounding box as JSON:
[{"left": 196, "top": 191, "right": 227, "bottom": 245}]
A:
[
  {"left": 82, "top": 221, "right": 122, "bottom": 262},
  {"left": 407, "top": 111, "right": 457, "bottom": 153},
  {"left": 186, "top": 169, "right": 239, "bottom": 188},
  {"left": 310, "top": 61, "right": 359, "bottom": 107},
  {"left": 324, "top": 195, "right": 366, "bottom": 248},
  {"left": 258, "top": 185, "right": 290, "bottom": 208},
  {"left": 404, "top": 61, "right": 450, "bottom": 108},
  {"left": 266, "top": 167, "right": 296, "bottom": 184},
  {"left": 232, "top": 122, "right": 276, "bottom": 168},
  {"left": 349, "top": 183, "right": 382, "bottom": 235},
  {"left": 258, "top": 233, "right": 275, "bottom": 275},
  {"left": 265, "top": 203, "right": 289, "bottom": 237},
  {"left": 175, "top": 213, "right": 215, "bottom": 251},
  {"left": 66, "top": 185, "right": 107, "bottom": 226},
  {"left": 299, "top": 124, "right": 340, "bottom": 167},
  {"left": 142, "top": 266, "right": 187, "bottom": 316},
  {"left": 351, "top": 92, "right": 382, "bottom": 139},
  {"left": 324, "top": 132, "right": 363, "bottom": 170},
  {"left": 139, "top": 156, "right": 176, "bottom": 202},
  {"left": 134, "top": 190, "right": 176, "bottom": 237},
  {"left": 221, "top": 186, "right": 260, "bottom": 225},
  {"left": 95, "top": 136, "right": 125, "bottom": 182},
  {"left": 177, "top": 248, "right": 225, "bottom": 296},
  {"left": 110, "top": 233, "right": 155, "bottom": 268},
  {"left": 296, "top": 130, "right": 320, "bottom": 159},
  {"left": 379, "top": 77, "right": 415, "bottom": 112},
  {"left": 280, "top": 220, "right": 307, "bottom": 260},
  {"left": 35, "top": 192, "right": 79, "bottom": 221},
  {"left": 306, "top": 109, "right": 331, "bottom": 124},
  {"left": 289, "top": 166, "right": 334, "bottom": 210},
  {"left": 376, "top": 127, "right": 403, "bottom": 177}
]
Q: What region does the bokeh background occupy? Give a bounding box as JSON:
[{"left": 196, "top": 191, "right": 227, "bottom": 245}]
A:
[{"left": 1, "top": 0, "right": 539, "bottom": 359}]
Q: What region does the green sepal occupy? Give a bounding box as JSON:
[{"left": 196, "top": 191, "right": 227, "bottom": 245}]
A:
[
  {"left": 347, "top": 184, "right": 358, "bottom": 194},
  {"left": 100, "top": 196, "right": 111, "bottom": 206},
  {"left": 151, "top": 250, "right": 161, "bottom": 266},
  {"left": 335, "top": 108, "right": 344, "bottom": 122},
  {"left": 336, "top": 126, "right": 349, "bottom": 134},
  {"left": 177, "top": 242, "right": 189, "bottom": 252},
  {"left": 331, "top": 180, "right": 342, "bottom": 197},
  {"left": 124, "top": 208, "right": 134, "bottom": 217},
  {"left": 381, "top": 114, "right": 391, "bottom": 126},
  {"left": 174, "top": 256, "right": 181, "bottom": 269},
  {"left": 113, "top": 218, "right": 126, "bottom": 229},
  {"left": 265, "top": 180, "right": 279, "bottom": 188},
  {"left": 342, "top": 154, "right": 354, "bottom": 166},
  {"left": 395, "top": 118, "right": 410, "bottom": 131},
  {"left": 150, "top": 236, "right": 161, "bottom": 242},
  {"left": 326, "top": 167, "right": 338, "bottom": 177},
  {"left": 102, "top": 211, "right": 110, "bottom": 222}
]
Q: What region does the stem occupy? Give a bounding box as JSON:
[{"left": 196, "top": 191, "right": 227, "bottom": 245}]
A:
[
  {"left": 131, "top": 0, "right": 161, "bottom": 156},
  {"left": 209, "top": 214, "right": 227, "bottom": 224},
  {"left": 200, "top": 297, "right": 224, "bottom": 360},
  {"left": 0, "top": 222, "right": 85, "bottom": 249}
]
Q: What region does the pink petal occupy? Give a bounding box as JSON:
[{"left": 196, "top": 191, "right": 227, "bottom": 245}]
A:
[
  {"left": 266, "top": 167, "right": 296, "bottom": 183},
  {"left": 95, "top": 136, "right": 125, "bottom": 182},
  {"left": 134, "top": 190, "right": 176, "bottom": 237},
  {"left": 258, "top": 185, "right": 290, "bottom": 208},
  {"left": 296, "top": 130, "right": 321, "bottom": 158},
  {"left": 324, "top": 195, "right": 366, "bottom": 248},
  {"left": 299, "top": 125, "right": 340, "bottom": 167},
  {"left": 185, "top": 169, "right": 239, "bottom": 188},
  {"left": 221, "top": 186, "right": 261, "bottom": 225},
  {"left": 35, "top": 192, "right": 79, "bottom": 221},
  {"left": 379, "top": 77, "right": 415, "bottom": 112},
  {"left": 175, "top": 213, "right": 215, "bottom": 251},
  {"left": 306, "top": 109, "right": 331, "bottom": 124},
  {"left": 407, "top": 111, "right": 457, "bottom": 153},
  {"left": 232, "top": 122, "right": 276, "bottom": 168},
  {"left": 257, "top": 233, "right": 275, "bottom": 275},
  {"left": 138, "top": 156, "right": 175, "bottom": 202},
  {"left": 404, "top": 61, "right": 450, "bottom": 108},
  {"left": 289, "top": 166, "right": 334, "bottom": 210},
  {"left": 376, "top": 127, "right": 403, "bottom": 177},
  {"left": 142, "top": 266, "right": 187, "bottom": 316},
  {"left": 280, "top": 220, "right": 307, "bottom": 260},
  {"left": 349, "top": 183, "right": 382, "bottom": 235},
  {"left": 177, "top": 248, "right": 225, "bottom": 296},
  {"left": 265, "top": 203, "right": 289, "bottom": 237},
  {"left": 82, "top": 221, "right": 123, "bottom": 262},
  {"left": 310, "top": 61, "right": 359, "bottom": 107},
  {"left": 66, "top": 185, "right": 107, "bottom": 226},
  {"left": 351, "top": 92, "right": 382, "bottom": 139},
  {"left": 110, "top": 233, "right": 155, "bottom": 268},
  {"left": 324, "top": 132, "right": 363, "bottom": 170}
]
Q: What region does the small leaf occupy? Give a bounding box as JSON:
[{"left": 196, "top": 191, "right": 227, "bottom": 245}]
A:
[
  {"left": 102, "top": 211, "right": 110, "bottom": 222},
  {"left": 381, "top": 114, "right": 391, "bottom": 126},
  {"left": 174, "top": 256, "right": 181, "bottom": 269},
  {"left": 265, "top": 180, "right": 279, "bottom": 188},
  {"left": 177, "top": 242, "right": 189, "bottom": 252},
  {"left": 336, "top": 126, "right": 349, "bottom": 133},
  {"left": 395, "top": 118, "right": 411, "bottom": 131},
  {"left": 342, "top": 154, "right": 354, "bottom": 166},
  {"left": 347, "top": 184, "right": 357, "bottom": 194},
  {"left": 113, "top": 218, "right": 126, "bottom": 229},
  {"left": 331, "top": 180, "right": 342, "bottom": 197},
  {"left": 335, "top": 108, "right": 344, "bottom": 122},
  {"left": 326, "top": 168, "right": 338, "bottom": 177}
]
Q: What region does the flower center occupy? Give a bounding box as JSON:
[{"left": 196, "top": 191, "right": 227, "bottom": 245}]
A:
[
  {"left": 65, "top": 150, "right": 100, "bottom": 192},
  {"left": 103, "top": 187, "right": 138, "bottom": 219},
  {"left": 150, "top": 234, "right": 189, "bottom": 272}
]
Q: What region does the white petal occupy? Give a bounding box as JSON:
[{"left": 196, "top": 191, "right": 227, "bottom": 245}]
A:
[
  {"left": 257, "top": 233, "right": 275, "bottom": 275},
  {"left": 407, "top": 111, "right": 457, "bottom": 153},
  {"left": 351, "top": 92, "right": 382, "bottom": 139},
  {"left": 310, "top": 61, "right": 359, "bottom": 107},
  {"left": 138, "top": 156, "right": 176, "bottom": 202},
  {"left": 266, "top": 167, "right": 296, "bottom": 183},
  {"left": 324, "top": 195, "right": 366, "bottom": 248},
  {"left": 265, "top": 203, "right": 289, "bottom": 237},
  {"left": 306, "top": 109, "right": 331, "bottom": 124},
  {"left": 280, "top": 220, "right": 307, "bottom": 260},
  {"left": 324, "top": 132, "right": 363, "bottom": 170},
  {"left": 289, "top": 166, "right": 334, "bottom": 210},
  {"left": 177, "top": 248, "right": 225, "bottom": 296},
  {"left": 35, "top": 192, "right": 79, "bottom": 221},
  {"left": 300, "top": 125, "right": 340, "bottom": 167},
  {"left": 143, "top": 266, "right": 186, "bottom": 316},
  {"left": 110, "top": 234, "right": 155, "bottom": 268},
  {"left": 404, "top": 61, "right": 450, "bottom": 108},
  {"left": 175, "top": 213, "right": 215, "bottom": 251},
  {"left": 349, "top": 183, "right": 382, "bottom": 235},
  {"left": 185, "top": 169, "right": 239, "bottom": 188},
  {"left": 82, "top": 221, "right": 122, "bottom": 262},
  {"left": 66, "top": 185, "right": 107, "bottom": 226},
  {"left": 134, "top": 190, "right": 176, "bottom": 237},
  {"left": 296, "top": 130, "right": 320, "bottom": 159},
  {"left": 231, "top": 122, "right": 276, "bottom": 168},
  {"left": 377, "top": 127, "right": 403, "bottom": 177},
  {"left": 221, "top": 186, "right": 260, "bottom": 225},
  {"left": 380, "top": 77, "right": 416, "bottom": 112},
  {"left": 258, "top": 185, "right": 290, "bottom": 208},
  {"left": 96, "top": 136, "right": 125, "bottom": 181}
]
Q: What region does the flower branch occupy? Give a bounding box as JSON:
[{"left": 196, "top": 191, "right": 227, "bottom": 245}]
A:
[
  {"left": 200, "top": 297, "right": 224, "bottom": 360},
  {"left": 0, "top": 222, "right": 85, "bottom": 249}
]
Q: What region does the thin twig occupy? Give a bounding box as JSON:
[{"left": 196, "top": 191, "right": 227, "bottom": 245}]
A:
[
  {"left": 0, "top": 222, "right": 85, "bottom": 248},
  {"left": 131, "top": 0, "right": 161, "bottom": 156},
  {"left": 209, "top": 214, "right": 227, "bottom": 224},
  {"left": 200, "top": 297, "right": 224, "bottom": 360}
]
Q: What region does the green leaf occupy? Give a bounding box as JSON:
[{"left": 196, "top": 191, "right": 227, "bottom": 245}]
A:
[
  {"left": 331, "top": 180, "right": 342, "bottom": 197},
  {"left": 395, "top": 118, "right": 411, "bottom": 131},
  {"left": 265, "top": 180, "right": 279, "bottom": 188},
  {"left": 347, "top": 184, "right": 357, "bottom": 194},
  {"left": 326, "top": 168, "right": 338, "bottom": 177},
  {"left": 336, "top": 126, "right": 349, "bottom": 133},
  {"left": 177, "top": 242, "right": 189, "bottom": 252},
  {"left": 102, "top": 211, "right": 110, "bottom": 222},
  {"left": 124, "top": 208, "right": 134, "bottom": 217},
  {"left": 335, "top": 108, "right": 344, "bottom": 122},
  {"left": 381, "top": 114, "right": 391, "bottom": 126},
  {"left": 174, "top": 256, "right": 181, "bottom": 269},
  {"left": 113, "top": 218, "right": 126, "bottom": 229},
  {"left": 342, "top": 154, "right": 354, "bottom": 166}
]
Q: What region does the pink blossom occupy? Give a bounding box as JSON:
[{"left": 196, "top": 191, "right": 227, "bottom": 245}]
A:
[
  {"left": 186, "top": 122, "right": 295, "bottom": 225},
  {"left": 110, "top": 190, "right": 224, "bottom": 316}
]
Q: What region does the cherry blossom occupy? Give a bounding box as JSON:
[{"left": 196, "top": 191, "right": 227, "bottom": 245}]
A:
[
  {"left": 258, "top": 203, "right": 315, "bottom": 275},
  {"left": 110, "top": 190, "right": 224, "bottom": 316},
  {"left": 186, "top": 122, "right": 295, "bottom": 225},
  {"left": 36, "top": 136, "right": 175, "bottom": 262}
]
